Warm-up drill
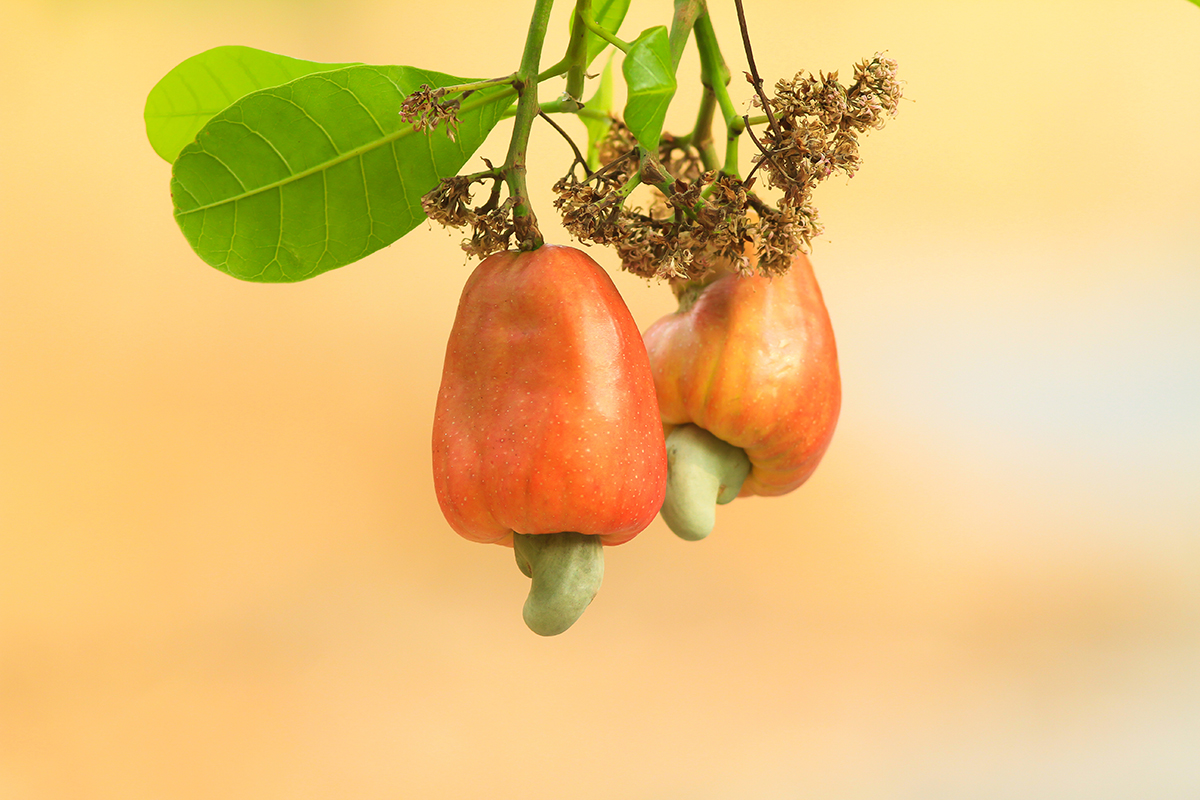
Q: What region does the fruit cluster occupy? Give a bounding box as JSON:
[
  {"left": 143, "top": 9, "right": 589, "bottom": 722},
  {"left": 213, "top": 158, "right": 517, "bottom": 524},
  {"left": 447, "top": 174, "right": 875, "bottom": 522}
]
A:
[
  {"left": 143, "top": 2, "right": 898, "bottom": 639},
  {"left": 432, "top": 244, "right": 839, "bottom": 635}
]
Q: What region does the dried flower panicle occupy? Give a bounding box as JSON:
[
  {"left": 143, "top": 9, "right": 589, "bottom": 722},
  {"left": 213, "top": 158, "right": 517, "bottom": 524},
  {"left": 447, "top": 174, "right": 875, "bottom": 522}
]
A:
[
  {"left": 753, "top": 201, "right": 819, "bottom": 275},
  {"left": 694, "top": 174, "right": 756, "bottom": 272},
  {"left": 556, "top": 111, "right": 763, "bottom": 280},
  {"left": 658, "top": 133, "right": 706, "bottom": 184},
  {"left": 399, "top": 84, "right": 463, "bottom": 142},
  {"left": 548, "top": 54, "right": 899, "bottom": 282},
  {"left": 847, "top": 55, "right": 904, "bottom": 130},
  {"left": 555, "top": 164, "right": 758, "bottom": 281},
  {"left": 421, "top": 170, "right": 515, "bottom": 259},
  {"left": 553, "top": 175, "right": 618, "bottom": 244},
  {"left": 554, "top": 171, "right": 686, "bottom": 280},
  {"left": 461, "top": 199, "right": 516, "bottom": 259},
  {"left": 421, "top": 175, "right": 473, "bottom": 228},
  {"left": 551, "top": 121, "right": 641, "bottom": 248},
  {"left": 751, "top": 54, "right": 901, "bottom": 208}
]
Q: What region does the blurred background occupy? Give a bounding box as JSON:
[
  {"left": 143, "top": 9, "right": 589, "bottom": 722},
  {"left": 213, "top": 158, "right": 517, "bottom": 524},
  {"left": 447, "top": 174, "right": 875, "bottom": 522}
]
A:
[{"left": 2, "top": 0, "right": 1198, "bottom": 797}]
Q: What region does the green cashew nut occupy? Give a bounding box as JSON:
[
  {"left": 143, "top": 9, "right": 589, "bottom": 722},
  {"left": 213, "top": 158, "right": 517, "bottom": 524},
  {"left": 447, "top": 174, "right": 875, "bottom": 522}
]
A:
[
  {"left": 513, "top": 532, "right": 604, "bottom": 636},
  {"left": 660, "top": 424, "right": 752, "bottom": 541}
]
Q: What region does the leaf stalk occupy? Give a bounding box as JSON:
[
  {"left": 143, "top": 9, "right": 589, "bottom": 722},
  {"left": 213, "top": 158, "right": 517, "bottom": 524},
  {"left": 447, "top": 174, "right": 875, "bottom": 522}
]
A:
[
  {"left": 435, "top": 73, "right": 521, "bottom": 98},
  {"left": 580, "top": 9, "right": 631, "bottom": 52}
]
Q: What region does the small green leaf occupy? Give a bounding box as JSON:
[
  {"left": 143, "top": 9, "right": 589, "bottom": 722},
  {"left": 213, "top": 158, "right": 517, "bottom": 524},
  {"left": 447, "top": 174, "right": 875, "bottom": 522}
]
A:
[
  {"left": 569, "top": 0, "right": 631, "bottom": 67},
  {"left": 582, "top": 56, "right": 615, "bottom": 169},
  {"left": 145, "top": 46, "right": 357, "bottom": 163},
  {"left": 621, "top": 26, "right": 676, "bottom": 153},
  {"left": 170, "top": 66, "right": 514, "bottom": 282}
]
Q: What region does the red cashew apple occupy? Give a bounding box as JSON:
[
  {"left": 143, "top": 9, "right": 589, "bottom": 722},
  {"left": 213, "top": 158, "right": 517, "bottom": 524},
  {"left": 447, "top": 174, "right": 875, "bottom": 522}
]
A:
[
  {"left": 642, "top": 251, "right": 841, "bottom": 540},
  {"left": 432, "top": 245, "right": 667, "bottom": 635}
]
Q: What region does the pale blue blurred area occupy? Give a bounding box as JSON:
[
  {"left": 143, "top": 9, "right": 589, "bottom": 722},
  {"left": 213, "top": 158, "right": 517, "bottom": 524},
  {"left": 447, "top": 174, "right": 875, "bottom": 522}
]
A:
[{"left": 835, "top": 237, "right": 1200, "bottom": 548}]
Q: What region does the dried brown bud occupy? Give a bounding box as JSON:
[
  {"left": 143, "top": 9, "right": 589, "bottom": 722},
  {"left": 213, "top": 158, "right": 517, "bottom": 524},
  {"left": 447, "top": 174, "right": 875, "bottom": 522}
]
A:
[
  {"left": 399, "top": 84, "right": 462, "bottom": 141},
  {"left": 461, "top": 199, "right": 515, "bottom": 259},
  {"left": 422, "top": 176, "right": 474, "bottom": 228}
]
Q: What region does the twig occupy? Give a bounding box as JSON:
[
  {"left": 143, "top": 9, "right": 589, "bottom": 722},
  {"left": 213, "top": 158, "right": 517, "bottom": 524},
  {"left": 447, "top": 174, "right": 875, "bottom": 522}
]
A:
[
  {"left": 741, "top": 116, "right": 784, "bottom": 184},
  {"left": 590, "top": 148, "right": 639, "bottom": 184},
  {"left": 539, "top": 111, "right": 592, "bottom": 177},
  {"left": 733, "top": 0, "right": 781, "bottom": 139}
]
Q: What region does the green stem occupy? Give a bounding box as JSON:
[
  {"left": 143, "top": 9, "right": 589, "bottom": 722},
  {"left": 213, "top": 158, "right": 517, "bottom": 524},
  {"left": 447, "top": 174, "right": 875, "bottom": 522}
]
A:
[
  {"left": 564, "top": 0, "right": 592, "bottom": 105},
  {"left": 535, "top": 100, "right": 611, "bottom": 121},
  {"left": 724, "top": 116, "right": 744, "bottom": 177},
  {"left": 461, "top": 164, "right": 505, "bottom": 183},
  {"left": 435, "top": 73, "right": 520, "bottom": 97},
  {"left": 669, "top": 0, "right": 705, "bottom": 70},
  {"left": 536, "top": 59, "right": 573, "bottom": 82},
  {"left": 693, "top": 13, "right": 734, "bottom": 121},
  {"left": 580, "top": 9, "right": 630, "bottom": 51},
  {"left": 688, "top": 89, "right": 720, "bottom": 172},
  {"left": 639, "top": 151, "right": 682, "bottom": 203},
  {"left": 617, "top": 169, "right": 642, "bottom": 198},
  {"left": 504, "top": 0, "right": 556, "bottom": 250},
  {"left": 692, "top": 11, "right": 742, "bottom": 178}
]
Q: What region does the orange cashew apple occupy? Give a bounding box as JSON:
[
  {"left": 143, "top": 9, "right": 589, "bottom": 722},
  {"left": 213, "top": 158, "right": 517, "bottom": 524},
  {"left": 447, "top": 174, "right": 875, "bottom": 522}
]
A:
[{"left": 433, "top": 245, "right": 667, "bottom": 634}]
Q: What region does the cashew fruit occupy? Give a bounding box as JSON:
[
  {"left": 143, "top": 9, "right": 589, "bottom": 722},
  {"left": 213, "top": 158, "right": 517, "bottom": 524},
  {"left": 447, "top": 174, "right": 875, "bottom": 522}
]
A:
[
  {"left": 433, "top": 245, "right": 667, "bottom": 633},
  {"left": 643, "top": 252, "right": 840, "bottom": 539}
]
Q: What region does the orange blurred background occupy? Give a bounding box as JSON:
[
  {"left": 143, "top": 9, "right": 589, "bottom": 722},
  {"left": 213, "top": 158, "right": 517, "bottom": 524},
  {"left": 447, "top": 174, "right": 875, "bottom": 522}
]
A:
[{"left": 2, "top": 1, "right": 1199, "bottom": 797}]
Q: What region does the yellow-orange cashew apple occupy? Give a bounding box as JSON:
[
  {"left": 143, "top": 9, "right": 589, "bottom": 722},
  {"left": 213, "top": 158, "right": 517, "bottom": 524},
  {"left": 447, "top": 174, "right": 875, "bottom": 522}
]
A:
[{"left": 642, "top": 252, "right": 840, "bottom": 540}]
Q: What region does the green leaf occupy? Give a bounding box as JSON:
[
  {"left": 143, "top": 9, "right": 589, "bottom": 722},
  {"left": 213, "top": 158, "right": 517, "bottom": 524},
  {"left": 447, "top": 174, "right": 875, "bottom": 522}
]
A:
[
  {"left": 582, "top": 55, "right": 615, "bottom": 169},
  {"left": 621, "top": 26, "right": 676, "bottom": 153},
  {"left": 569, "top": 0, "right": 631, "bottom": 67},
  {"left": 145, "top": 46, "right": 357, "bottom": 163},
  {"left": 170, "top": 66, "right": 514, "bottom": 282}
]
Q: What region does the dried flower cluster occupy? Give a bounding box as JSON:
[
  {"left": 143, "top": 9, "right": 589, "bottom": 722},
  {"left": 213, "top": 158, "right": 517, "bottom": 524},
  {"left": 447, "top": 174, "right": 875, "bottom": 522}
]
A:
[
  {"left": 421, "top": 173, "right": 516, "bottom": 259},
  {"left": 548, "top": 55, "right": 899, "bottom": 281},
  {"left": 750, "top": 53, "right": 901, "bottom": 209},
  {"left": 553, "top": 123, "right": 798, "bottom": 279},
  {"left": 596, "top": 120, "right": 639, "bottom": 181},
  {"left": 555, "top": 169, "right": 763, "bottom": 280},
  {"left": 399, "top": 84, "right": 462, "bottom": 142},
  {"left": 420, "top": 54, "right": 900, "bottom": 280}
]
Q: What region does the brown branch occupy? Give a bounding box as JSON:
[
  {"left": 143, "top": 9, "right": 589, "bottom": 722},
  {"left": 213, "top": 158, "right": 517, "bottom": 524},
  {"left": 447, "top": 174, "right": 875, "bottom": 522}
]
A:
[
  {"left": 590, "top": 148, "right": 639, "bottom": 185},
  {"left": 538, "top": 111, "right": 592, "bottom": 177},
  {"left": 733, "top": 0, "right": 781, "bottom": 140},
  {"left": 741, "top": 115, "right": 785, "bottom": 185}
]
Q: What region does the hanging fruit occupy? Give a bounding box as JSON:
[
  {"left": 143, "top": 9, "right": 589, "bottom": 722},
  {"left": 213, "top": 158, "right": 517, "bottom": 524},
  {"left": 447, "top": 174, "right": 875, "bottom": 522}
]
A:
[
  {"left": 433, "top": 245, "right": 667, "bottom": 634},
  {"left": 643, "top": 252, "right": 841, "bottom": 540}
]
